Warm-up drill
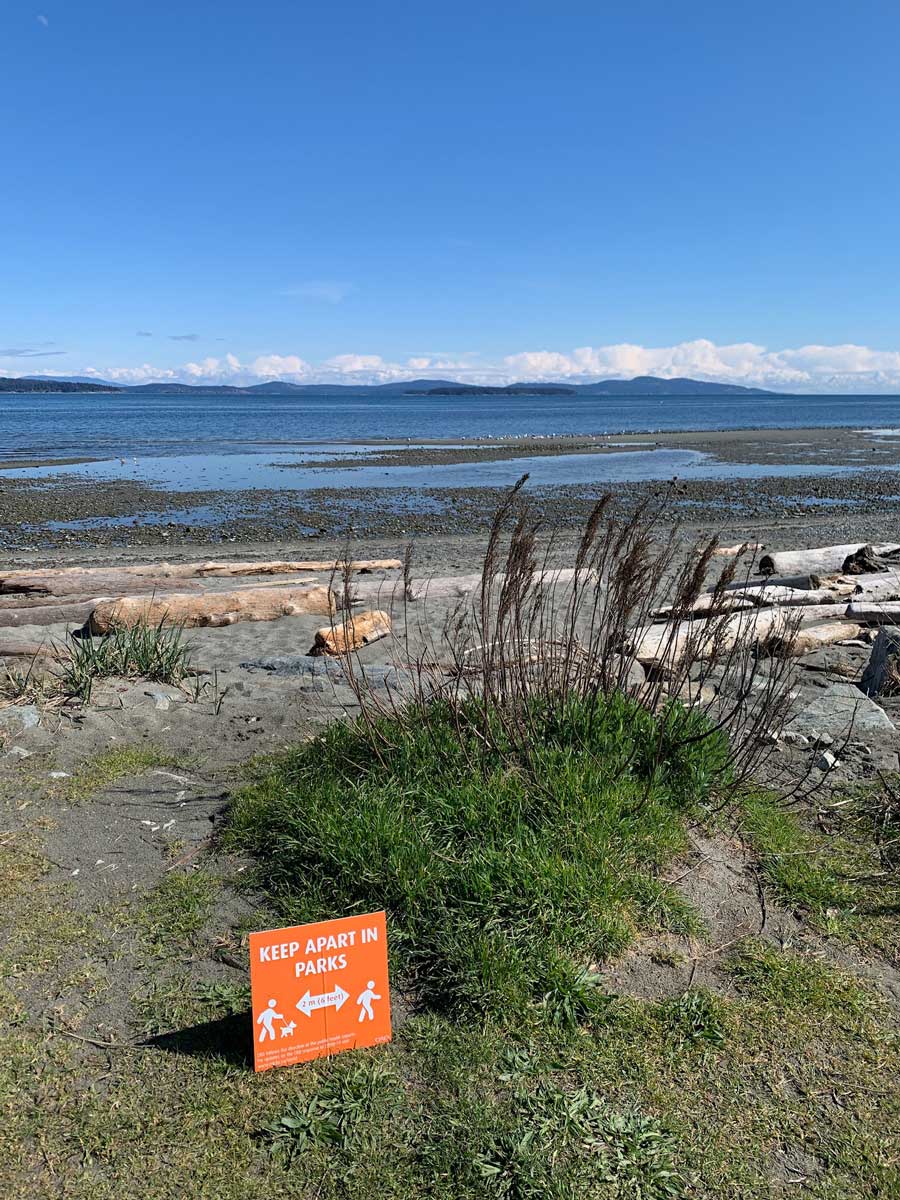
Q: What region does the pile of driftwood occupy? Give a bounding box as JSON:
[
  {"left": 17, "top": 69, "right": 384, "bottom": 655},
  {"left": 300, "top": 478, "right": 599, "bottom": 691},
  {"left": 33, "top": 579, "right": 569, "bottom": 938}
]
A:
[
  {"left": 0, "top": 558, "right": 404, "bottom": 657},
  {"left": 630, "top": 542, "right": 900, "bottom": 669}
]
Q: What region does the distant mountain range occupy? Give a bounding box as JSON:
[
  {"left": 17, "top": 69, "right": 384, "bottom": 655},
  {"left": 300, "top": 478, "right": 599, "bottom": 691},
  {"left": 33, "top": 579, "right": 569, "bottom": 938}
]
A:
[{"left": 3, "top": 374, "right": 776, "bottom": 396}]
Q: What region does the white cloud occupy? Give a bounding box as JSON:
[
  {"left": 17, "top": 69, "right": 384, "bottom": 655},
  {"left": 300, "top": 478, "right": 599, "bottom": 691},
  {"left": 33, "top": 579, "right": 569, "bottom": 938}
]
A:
[
  {"left": 502, "top": 339, "right": 900, "bottom": 391},
  {"left": 250, "top": 354, "right": 311, "bottom": 379},
  {"left": 22, "top": 337, "right": 900, "bottom": 392},
  {"left": 280, "top": 281, "right": 354, "bottom": 304}
]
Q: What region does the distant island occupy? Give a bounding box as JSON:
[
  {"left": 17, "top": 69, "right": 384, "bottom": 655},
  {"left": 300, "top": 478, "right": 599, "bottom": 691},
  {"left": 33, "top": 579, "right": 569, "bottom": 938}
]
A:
[
  {"left": 1, "top": 374, "right": 776, "bottom": 397},
  {"left": 418, "top": 377, "right": 773, "bottom": 397},
  {"left": 0, "top": 376, "right": 124, "bottom": 394}
]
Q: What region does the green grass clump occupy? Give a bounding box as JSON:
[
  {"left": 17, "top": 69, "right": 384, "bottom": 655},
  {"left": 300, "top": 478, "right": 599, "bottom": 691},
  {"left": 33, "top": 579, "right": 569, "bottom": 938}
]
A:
[
  {"left": 659, "top": 989, "right": 728, "bottom": 1049},
  {"left": 228, "top": 692, "right": 728, "bottom": 1022},
  {"left": 741, "top": 790, "right": 900, "bottom": 958},
  {"left": 63, "top": 745, "right": 177, "bottom": 802},
  {"left": 139, "top": 869, "right": 220, "bottom": 956},
  {"left": 59, "top": 621, "right": 193, "bottom": 702},
  {"left": 726, "top": 940, "right": 876, "bottom": 1023}
]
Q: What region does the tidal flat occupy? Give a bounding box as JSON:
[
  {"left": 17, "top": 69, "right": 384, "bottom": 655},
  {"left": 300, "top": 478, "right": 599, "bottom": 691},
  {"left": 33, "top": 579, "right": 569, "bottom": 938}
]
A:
[{"left": 4, "top": 425, "right": 900, "bottom": 555}]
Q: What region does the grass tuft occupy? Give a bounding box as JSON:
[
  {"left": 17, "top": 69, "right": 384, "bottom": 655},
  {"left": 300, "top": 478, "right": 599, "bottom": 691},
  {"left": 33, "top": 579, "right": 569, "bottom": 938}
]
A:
[
  {"left": 725, "top": 940, "right": 876, "bottom": 1022},
  {"left": 228, "top": 691, "right": 725, "bottom": 1023},
  {"left": 741, "top": 789, "right": 900, "bottom": 958},
  {"left": 139, "top": 869, "right": 219, "bottom": 956},
  {"left": 63, "top": 745, "right": 177, "bottom": 802},
  {"left": 660, "top": 989, "right": 728, "bottom": 1048},
  {"left": 57, "top": 621, "right": 193, "bottom": 703}
]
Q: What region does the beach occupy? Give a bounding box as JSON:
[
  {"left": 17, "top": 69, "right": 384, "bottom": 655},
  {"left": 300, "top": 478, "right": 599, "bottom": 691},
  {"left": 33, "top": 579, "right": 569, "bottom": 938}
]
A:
[
  {"left": 4, "top": 424, "right": 900, "bottom": 557},
  {"left": 4, "top": 411, "right": 900, "bottom": 1197}
]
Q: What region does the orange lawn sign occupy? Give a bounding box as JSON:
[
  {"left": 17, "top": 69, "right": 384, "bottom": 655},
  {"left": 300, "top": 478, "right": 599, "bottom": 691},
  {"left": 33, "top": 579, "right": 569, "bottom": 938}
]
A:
[{"left": 249, "top": 910, "right": 391, "bottom": 1072}]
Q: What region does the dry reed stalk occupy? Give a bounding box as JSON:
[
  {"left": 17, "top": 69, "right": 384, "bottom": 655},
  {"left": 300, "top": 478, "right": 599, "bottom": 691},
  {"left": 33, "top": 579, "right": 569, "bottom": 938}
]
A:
[{"left": 336, "top": 481, "right": 804, "bottom": 796}]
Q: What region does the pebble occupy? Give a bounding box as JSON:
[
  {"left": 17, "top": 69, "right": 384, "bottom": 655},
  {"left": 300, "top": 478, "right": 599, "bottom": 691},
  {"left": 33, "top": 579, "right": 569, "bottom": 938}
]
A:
[
  {"left": 782, "top": 732, "right": 810, "bottom": 747},
  {"left": 815, "top": 750, "right": 839, "bottom": 770},
  {"left": 5, "top": 745, "right": 31, "bottom": 759}
]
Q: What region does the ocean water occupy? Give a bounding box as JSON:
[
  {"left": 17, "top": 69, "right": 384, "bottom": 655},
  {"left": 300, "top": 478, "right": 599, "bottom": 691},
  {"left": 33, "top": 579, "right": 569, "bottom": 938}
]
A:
[
  {"left": 5, "top": 446, "right": 895, "bottom": 494},
  {"left": 4, "top": 389, "right": 900, "bottom": 462}
]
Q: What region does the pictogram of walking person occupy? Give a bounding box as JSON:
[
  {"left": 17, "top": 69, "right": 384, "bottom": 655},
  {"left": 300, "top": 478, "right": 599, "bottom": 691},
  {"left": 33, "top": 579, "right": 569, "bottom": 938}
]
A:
[
  {"left": 257, "top": 998, "right": 284, "bottom": 1041},
  {"left": 356, "top": 980, "right": 381, "bottom": 1022}
]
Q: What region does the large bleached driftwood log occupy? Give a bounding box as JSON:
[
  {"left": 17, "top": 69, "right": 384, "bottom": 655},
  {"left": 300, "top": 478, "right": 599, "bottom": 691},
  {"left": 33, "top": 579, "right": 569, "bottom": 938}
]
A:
[
  {"left": 629, "top": 604, "right": 852, "bottom": 668},
  {"left": 350, "top": 567, "right": 588, "bottom": 604},
  {"left": 86, "top": 584, "right": 335, "bottom": 633},
  {"left": 846, "top": 601, "right": 900, "bottom": 625},
  {"left": 722, "top": 574, "right": 823, "bottom": 592},
  {"left": 0, "top": 574, "right": 205, "bottom": 598},
  {"left": 0, "top": 599, "right": 113, "bottom": 629},
  {"left": 728, "top": 585, "right": 849, "bottom": 608},
  {"left": 652, "top": 585, "right": 846, "bottom": 620},
  {"left": 309, "top": 610, "right": 392, "bottom": 656},
  {"left": 759, "top": 544, "right": 900, "bottom": 577},
  {"left": 850, "top": 571, "right": 900, "bottom": 602},
  {"left": 0, "top": 559, "right": 402, "bottom": 596},
  {"left": 861, "top": 629, "right": 900, "bottom": 696},
  {"left": 764, "top": 621, "right": 864, "bottom": 657}
]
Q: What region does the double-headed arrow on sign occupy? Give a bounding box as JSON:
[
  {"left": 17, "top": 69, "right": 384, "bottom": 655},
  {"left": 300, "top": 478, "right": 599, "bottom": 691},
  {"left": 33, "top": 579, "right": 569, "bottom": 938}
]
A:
[{"left": 296, "top": 984, "right": 350, "bottom": 1017}]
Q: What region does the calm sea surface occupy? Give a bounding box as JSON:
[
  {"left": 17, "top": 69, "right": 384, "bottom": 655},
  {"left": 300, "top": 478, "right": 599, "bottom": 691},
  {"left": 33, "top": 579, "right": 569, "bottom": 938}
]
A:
[{"left": 4, "top": 390, "right": 900, "bottom": 462}]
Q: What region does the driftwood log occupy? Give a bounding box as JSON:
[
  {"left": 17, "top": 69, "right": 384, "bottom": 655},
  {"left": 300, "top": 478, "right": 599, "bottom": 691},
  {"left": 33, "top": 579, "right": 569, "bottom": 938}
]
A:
[
  {"left": 723, "top": 574, "right": 822, "bottom": 592},
  {"left": 0, "top": 640, "right": 54, "bottom": 659},
  {"left": 712, "top": 542, "right": 763, "bottom": 557},
  {"left": 650, "top": 594, "right": 757, "bottom": 620},
  {"left": 846, "top": 601, "right": 900, "bottom": 626},
  {"left": 630, "top": 604, "right": 852, "bottom": 668},
  {"left": 850, "top": 571, "right": 900, "bottom": 602},
  {"left": 351, "top": 567, "right": 587, "bottom": 605},
  {"left": 860, "top": 629, "right": 900, "bottom": 697},
  {"left": 651, "top": 583, "right": 850, "bottom": 621},
  {"left": 841, "top": 545, "right": 900, "bottom": 575},
  {"left": 86, "top": 584, "right": 335, "bottom": 633},
  {"left": 309, "top": 610, "right": 392, "bottom": 657},
  {"left": 0, "top": 559, "right": 402, "bottom": 596},
  {"left": 759, "top": 543, "right": 900, "bottom": 577},
  {"left": 764, "top": 621, "right": 864, "bottom": 657},
  {"left": 0, "top": 599, "right": 113, "bottom": 629},
  {"left": 0, "top": 574, "right": 205, "bottom": 598}
]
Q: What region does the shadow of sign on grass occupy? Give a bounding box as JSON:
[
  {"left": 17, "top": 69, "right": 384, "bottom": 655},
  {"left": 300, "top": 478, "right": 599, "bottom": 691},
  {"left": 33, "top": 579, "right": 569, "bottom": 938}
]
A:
[{"left": 145, "top": 1009, "right": 254, "bottom": 1068}]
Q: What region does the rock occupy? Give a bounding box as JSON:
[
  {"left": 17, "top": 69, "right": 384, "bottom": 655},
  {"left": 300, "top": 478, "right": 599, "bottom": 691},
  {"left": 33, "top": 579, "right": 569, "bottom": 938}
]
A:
[
  {"left": 241, "top": 656, "right": 420, "bottom": 696},
  {"left": 788, "top": 681, "right": 897, "bottom": 769},
  {"left": 782, "top": 731, "right": 810, "bottom": 747},
  {"left": 4, "top": 745, "right": 31, "bottom": 759},
  {"left": 796, "top": 644, "right": 868, "bottom": 681},
  {"left": 0, "top": 704, "right": 40, "bottom": 732},
  {"left": 815, "top": 749, "right": 839, "bottom": 770},
  {"left": 861, "top": 629, "right": 900, "bottom": 697}
]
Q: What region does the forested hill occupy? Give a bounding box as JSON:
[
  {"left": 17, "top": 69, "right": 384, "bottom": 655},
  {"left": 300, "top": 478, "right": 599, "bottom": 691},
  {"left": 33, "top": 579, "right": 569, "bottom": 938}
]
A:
[{"left": 0, "top": 377, "right": 123, "bottom": 393}]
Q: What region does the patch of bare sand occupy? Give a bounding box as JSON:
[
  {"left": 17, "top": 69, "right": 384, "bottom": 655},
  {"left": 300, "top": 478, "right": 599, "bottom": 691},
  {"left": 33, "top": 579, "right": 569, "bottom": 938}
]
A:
[{"left": 601, "top": 829, "right": 900, "bottom": 1012}]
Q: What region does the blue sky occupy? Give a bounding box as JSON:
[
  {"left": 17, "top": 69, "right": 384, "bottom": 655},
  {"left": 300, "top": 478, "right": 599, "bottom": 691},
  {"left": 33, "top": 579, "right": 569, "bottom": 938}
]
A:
[{"left": 4, "top": 0, "right": 900, "bottom": 391}]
